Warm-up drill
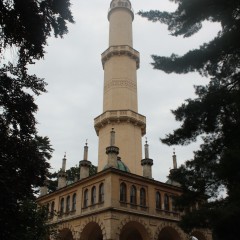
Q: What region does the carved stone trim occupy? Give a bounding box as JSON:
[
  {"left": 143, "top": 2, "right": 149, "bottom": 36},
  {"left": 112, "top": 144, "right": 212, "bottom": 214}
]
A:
[
  {"left": 94, "top": 110, "right": 146, "bottom": 136},
  {"left": 101, "top": 45, "right": 140, "bottom": 69},
  {"left": 104, "top": 79, "right": 137, "bottom": 92}
]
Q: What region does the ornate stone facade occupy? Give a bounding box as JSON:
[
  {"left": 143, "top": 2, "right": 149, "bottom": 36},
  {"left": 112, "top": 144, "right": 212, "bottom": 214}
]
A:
[{"left": 38, "top": 169, "right": 212, "bottom": 240}]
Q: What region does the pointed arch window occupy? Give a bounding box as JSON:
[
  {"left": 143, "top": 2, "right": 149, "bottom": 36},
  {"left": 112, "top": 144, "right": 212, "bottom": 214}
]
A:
[
  {"left": 164, "top": 194, "right": 170, "bottom": 211},
  {"left": 120, "top": 182, "right": 127, "bottom": 202},
  {"left": 72, "top": 193, "right": 76, "bottom": 211},
  {"left": 99, "top": 183, "right": 104, "bottom": 203},
  {"left": 91, "top": 186, "right": 96, "bottom": 205},
  {"left": 130, "top": 185, "right": 137, "bottom": 205},
  {"left": 66, "top": 195, "right": 70, "bottom": 213},
  {"left": 60, "top": 198, "right": 64, "bottom": 214},
  {"left": 140, "top": 188, "right": 146, "bottom": 207},
  {"left": 83, "top": 189, "right": 88, "bottom": 208},
  {"left": 156, "top": 191, "right": 161, "bottom": 209}
]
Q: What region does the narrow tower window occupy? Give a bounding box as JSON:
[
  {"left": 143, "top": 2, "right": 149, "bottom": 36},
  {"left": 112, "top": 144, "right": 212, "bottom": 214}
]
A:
[
  {"left": 60, "top": 198, "right": 64, "bottom": 214},
  {"left": 120, "top": 182, "right": 127, "bottom": 202},
  {"left": 66, "top": 195, "right": 70, "bottom": 213},
  {"left": 140, "top": 188, "right": 146, "bottom": 207},
  {"left": 164, "top": 194, "right": 170, "bottom": 211},
  {"left": 156, "top": 192, "right": 161, "bottom": 209},
  {"left": 130, "top": 185, "right": 137, "bottom": 205},
  {"left": 99, "top": 183, "right": 104, "bottom": 203},
  {"left": 72, "top": 193, "right": 76, "bottom": 211},
  {"left": 91, "top": 186, "right": 96, "bottom": 205},
  {"left": 83, "top": 189, "right": 88, "bottom": 208}
]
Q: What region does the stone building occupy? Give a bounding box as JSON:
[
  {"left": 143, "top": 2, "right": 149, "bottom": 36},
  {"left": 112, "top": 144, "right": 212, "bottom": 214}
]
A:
[{"left": 37, "top": 1, "right": 212, "bottom": 240}]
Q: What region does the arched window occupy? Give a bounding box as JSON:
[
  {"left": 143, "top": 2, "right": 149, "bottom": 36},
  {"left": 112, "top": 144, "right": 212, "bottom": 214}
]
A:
[
  {"left": 72, "top": 193, "right": 76, "bottom": 211},
  {"left": 66, "top": 196, "right": 70, "bottom": 213},
  {"left": 172, "top": 196, "right": 177, "bottom": 212},
  {"left": 140, "top": 188, "right": 146, "bottom": 207},
  {"left": 120, "top": 182, "right": 127, "bottom": 202},
  {"left": 50, "top": 201, "right": 55, "bottom": 217},
  {"left": 91, "top": 186, "right": 96, "bottom": 205},
  {"left": 156, "top": 191, "right": 161, "bottom": 209},
  {"left": 164, "top": 194, "right": 170, "bottom": 211},
  {"left": 60, "top": 198, "right": 64, "bottom": 214},
  {"left": 83, "top": 189, "right": 88, "bottom": 208},
  {"left": 46, "top": 203, "right": 50, "bottom": 213},
  {"left": 130, "top": 185, "right": 137, "bottom": 205},
  {"left": 99, "top": 183, "right": 104, "bottom": 203}
]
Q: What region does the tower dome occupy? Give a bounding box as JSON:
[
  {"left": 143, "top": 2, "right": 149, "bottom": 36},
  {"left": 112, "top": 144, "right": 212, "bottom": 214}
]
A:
[{"left": 104, "top": 157, "right": 131, "bottom": 173}]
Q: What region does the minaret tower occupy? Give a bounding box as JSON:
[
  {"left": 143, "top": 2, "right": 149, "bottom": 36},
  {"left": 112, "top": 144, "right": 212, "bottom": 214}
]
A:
[{"left": 94, "top": 0, "right": 146, "bottom": 175}]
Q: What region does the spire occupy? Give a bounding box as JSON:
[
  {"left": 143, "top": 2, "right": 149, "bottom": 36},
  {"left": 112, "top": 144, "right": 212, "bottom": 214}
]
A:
[
  {"left": 62, "top": 152, "right": 67, "bottom": 172},
  {"left": 141, "top": 138, "right": 153, "bottom": 179},
  {"left": 144, "top": 138, "right": 149, "bottom": 159},
  {"left": 80, "top": 141, "right": 91, "bottom": 180},
  {"left": 83, "top": 140, "right": 88, "bottom": 160},
  {"left": 58, "top": 153, "right": 67, "bottom": 189},
  {"left": 106, "top": 128, "right": 119, "bottom": 168},
  {"left": 39, "top": 178, "right": 48, "bottom": 197},
  {"left": 110, "top": 128, "right": 115, "bottom": 146},
  {"left": 172, "top": 148, "right": 177, "bottom": 169}
]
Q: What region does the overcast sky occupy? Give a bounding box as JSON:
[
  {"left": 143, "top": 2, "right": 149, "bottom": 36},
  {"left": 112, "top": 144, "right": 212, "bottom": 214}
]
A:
[{"left": 29, "top": 0, "right": 221, "bottom": 182}]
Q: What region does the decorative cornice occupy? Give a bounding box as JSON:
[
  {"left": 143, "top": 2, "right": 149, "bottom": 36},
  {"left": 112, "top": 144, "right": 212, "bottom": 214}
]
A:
[
  {"left": 94, "top": 110, "right": 146, "bottom": 136},
  {"left": 106, "top": 146, "right": 119, "bottom": 155},
  {"left": 101, "top": 45, "right": 140, "bottom": 69},
  {"left": 79, "top": 160, "right": 91, "bottom": 167},
  {"left": 141, "top": 158, "right": 153, "bottom": 166}
]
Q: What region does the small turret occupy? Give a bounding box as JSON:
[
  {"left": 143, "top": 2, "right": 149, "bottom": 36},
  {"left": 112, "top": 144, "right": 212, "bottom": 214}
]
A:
[
  {"left": 141, "top": 138, "right": 153, "bottom": 179},
  {"left": 172, "top": 149, "right": 177, "bottom": 169},
  {"left": 39, "top": 178, "right": 48, "bottom": 196},
  {"left": 167, "top": 149, "right": 181, "bottom": 187},
  {"left": 79, "top": 141, "right": 91, "bottom": 180},
  {"left": 57, "top": 154, "right": 67, "bottom": 189},
  {"left": 105, "top": 128, "right": 119, "bottom": 169}
]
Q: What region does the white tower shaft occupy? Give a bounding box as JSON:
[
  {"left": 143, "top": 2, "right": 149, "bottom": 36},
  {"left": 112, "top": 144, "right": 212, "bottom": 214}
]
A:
[{"left": 94, "top": 0, "right": 146, "bottom": 175}]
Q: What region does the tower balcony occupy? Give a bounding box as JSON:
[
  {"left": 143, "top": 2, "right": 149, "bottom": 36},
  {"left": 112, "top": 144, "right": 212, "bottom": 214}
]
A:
[
  {"left": 108, "top": 0, "right": 134, "bottom": 20},
  {"left": 94, "top": 110, "right": 146, "bottom": 136},
  {"left": 101, "top": 45, "right": 140, "bottom": 69}
]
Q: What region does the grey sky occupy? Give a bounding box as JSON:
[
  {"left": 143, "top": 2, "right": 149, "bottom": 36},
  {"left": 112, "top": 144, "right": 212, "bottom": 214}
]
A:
[{"left": 29, "top": 0, "right": 221, "bottom": 182}]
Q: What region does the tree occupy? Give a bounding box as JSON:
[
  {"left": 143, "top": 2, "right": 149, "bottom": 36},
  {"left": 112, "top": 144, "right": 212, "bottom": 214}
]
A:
[
  {"left": 0, "top": 0, "right": 74, "bottom": 239},
  {"left": 139, "top": 1, "right": 240, "bottom": 239}
]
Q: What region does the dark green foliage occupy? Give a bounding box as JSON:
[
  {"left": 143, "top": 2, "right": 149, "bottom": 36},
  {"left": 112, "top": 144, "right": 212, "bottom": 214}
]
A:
[
  {"left": 139, "top": 1, "right": 240, "bottom": 239},
  {"left": 0, "top": 0, "right": 74, "bottom": 65},
  {"left": 0, "top": 0, "right": 74, "bottom": 239},
  {"left": 16, "top": 200, "right": 54, "bottom": 240}
]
